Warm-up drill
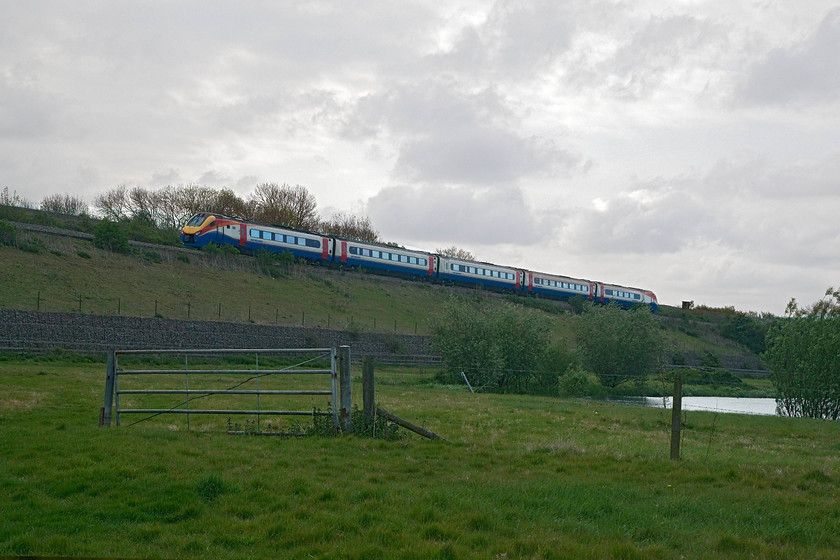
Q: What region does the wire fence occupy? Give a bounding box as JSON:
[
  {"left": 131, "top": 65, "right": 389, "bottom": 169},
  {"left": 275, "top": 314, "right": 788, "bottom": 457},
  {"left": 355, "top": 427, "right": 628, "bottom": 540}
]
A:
[{"left": 8, "top": 290, "right": 429, "bottom": 335}]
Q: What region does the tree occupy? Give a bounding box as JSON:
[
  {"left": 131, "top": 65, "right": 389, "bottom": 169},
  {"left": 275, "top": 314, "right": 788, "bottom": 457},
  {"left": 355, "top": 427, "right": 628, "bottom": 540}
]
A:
[
  {"left": 93, "top": 186, "right": 131, "bottom": 222},
  {"left": 719, "top": 312, "right": 770, "bottom": 355},
  {"left": 208, "top": 188, "right": 247, "bottom": 218},
  {"left": 574, "top": 303, "right": 664, "bottom": 388},
  {"left": 764, "top": 289, "right": 840, "bottom": 419},
  {"left": 1, "top": 187, "right": 33, "bottom": 208},
  {"left": 40, "top": 193, "right": 88, "bottom": 215},
  {"left": 320, "top": 211, "right": 380, "bottom": 242},
  {"left": 430, "top": 296, "right": 552, "bottom": 392},
  {"left": 248, "top": 183, "right": 319, "bottom": 229},
  {"left": 436, "top": 246, "right": 475, "bottom": 260}
]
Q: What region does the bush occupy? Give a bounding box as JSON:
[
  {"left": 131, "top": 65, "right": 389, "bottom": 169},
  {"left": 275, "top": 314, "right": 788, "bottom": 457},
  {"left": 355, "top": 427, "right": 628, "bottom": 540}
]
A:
[
  {"left": 430, "top": 296, "right": 552, "bottom": 393},
  {"left": 531, "top": 342, "right": 577, "bottom": 395},
  {"left": 0, "top": 219, "right": 17, "bottom": 246},
  {"left": 558, "top": 366, "right": 595, "bottom": 397},
  {"left": 93, "top": 219, "right": 129, "bottom": 253},
  {"left": 575, "top": 303, "right": 664, "bottom": 388},
  {"left": 765, "top": 316, "right": 840, "bottom": 420}
]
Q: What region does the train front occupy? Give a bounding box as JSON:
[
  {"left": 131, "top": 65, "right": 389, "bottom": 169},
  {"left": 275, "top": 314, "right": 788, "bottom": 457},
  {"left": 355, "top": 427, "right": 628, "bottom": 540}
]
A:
[{"left": 180, "top": 213, "right": 215, "bottom": 247}]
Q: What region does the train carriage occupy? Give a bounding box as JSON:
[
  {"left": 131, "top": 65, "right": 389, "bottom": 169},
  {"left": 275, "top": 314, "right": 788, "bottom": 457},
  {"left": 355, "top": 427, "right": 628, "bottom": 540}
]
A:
[
  {"left": 336, "top": 239, "right": 436, "bottom": 277},
  {"left": 437, "top": 256, "right": 523, "bottom": 291},
  {"left": 181, "top": 213, "right": 332, "bottom": 261},
  {"left": 180, "top": 213, "right": 246, "bottom": 248},
  {"left": 597, "top": 282, "right": 659, "bottom": 312},
  {"left": 525, "top": 270, "right": 592, "bottom": 301},
  {"left": 245, "top": 223, "right": 332, "bottom": 261}
]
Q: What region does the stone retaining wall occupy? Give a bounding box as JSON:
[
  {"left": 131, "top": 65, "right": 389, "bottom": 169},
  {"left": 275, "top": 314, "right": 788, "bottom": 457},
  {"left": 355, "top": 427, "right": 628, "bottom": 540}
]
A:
[{"left": 0, "top": 309, "right": 434, "bottom": 360}]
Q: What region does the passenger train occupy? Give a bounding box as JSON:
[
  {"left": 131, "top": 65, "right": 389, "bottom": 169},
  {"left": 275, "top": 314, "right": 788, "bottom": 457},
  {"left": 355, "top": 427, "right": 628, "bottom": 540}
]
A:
[{"left": 181, "top": 213, "right": 659, "bottom": 312}]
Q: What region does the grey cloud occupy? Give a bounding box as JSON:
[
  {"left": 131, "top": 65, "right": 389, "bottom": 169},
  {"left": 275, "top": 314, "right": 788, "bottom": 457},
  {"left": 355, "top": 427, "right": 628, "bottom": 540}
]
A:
[
  {"left": 367, "top": 183, "right": 539, "bottom": 245},
  {"left": 396, "top": 128, "right": 572, "bottom": 185},
  {"left": 345, "top": 81, "right": 578, "bottom": 185},
  {"left": 562, "top": 178, "right": 715, "bottom": 256},
  {"left": 738, "top": 7, "right": 840, "bottom": 105}
]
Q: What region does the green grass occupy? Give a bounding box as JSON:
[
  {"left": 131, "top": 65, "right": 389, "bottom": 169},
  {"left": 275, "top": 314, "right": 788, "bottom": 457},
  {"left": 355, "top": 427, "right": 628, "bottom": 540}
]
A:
[{"left": 1, "top": 357, "right": 838, "bottom": 559}]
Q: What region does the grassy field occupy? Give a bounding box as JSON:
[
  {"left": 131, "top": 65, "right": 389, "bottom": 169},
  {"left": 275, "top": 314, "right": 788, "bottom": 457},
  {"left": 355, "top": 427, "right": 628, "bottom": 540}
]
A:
[{"left": 1, "top": 354, "right": 838, "bottom": 559}]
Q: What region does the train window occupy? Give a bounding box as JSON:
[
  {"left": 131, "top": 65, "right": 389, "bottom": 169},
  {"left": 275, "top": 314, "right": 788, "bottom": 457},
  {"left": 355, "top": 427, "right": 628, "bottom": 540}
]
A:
[{"left": 263, "top": 231, "right": 272, "bottom": 240}]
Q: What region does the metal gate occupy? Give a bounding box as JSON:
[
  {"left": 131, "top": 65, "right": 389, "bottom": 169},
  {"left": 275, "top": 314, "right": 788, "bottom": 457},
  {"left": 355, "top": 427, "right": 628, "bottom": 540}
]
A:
[{"left": 100, "top": 346, "right": 352, "bottom": 433}]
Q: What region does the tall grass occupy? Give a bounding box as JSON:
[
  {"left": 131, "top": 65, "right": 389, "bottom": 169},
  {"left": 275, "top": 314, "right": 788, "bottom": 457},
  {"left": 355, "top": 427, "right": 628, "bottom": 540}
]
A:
[{"left": 1, "top": 357, "right": 838, "bottom": 558}]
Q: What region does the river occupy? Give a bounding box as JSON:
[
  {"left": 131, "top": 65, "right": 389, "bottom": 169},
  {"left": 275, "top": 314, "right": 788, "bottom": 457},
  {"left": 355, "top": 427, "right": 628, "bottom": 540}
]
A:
[{"left": 610, "top": 396, "right": 779, "bottom": 416}]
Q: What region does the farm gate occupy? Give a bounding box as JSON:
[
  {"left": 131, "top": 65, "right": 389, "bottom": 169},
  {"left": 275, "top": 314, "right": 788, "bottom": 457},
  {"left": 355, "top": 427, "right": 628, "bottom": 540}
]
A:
[{"left": 100, "top": 346, "right": 352, "bottom": 433}]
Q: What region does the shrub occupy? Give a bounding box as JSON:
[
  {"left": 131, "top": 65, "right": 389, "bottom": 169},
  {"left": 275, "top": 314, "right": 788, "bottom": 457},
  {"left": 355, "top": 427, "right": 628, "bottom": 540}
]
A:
[
  {"left": 430, "top": 296, "right": 551, "bottom": 393},
  {"left": 575, "top": 302, "right": 664, "bottom": 388},
  {"left": 93, "top": 219, "right": 129, "bottom": 253},
  {"left": 765, "top": 315, "right": 840, "bottom": 420},
  {"left": 0, "top": 219, "right": 17, "bottom": 246},
  {"left": 558, "top": 366, "right": 595, "bottom": 397}
]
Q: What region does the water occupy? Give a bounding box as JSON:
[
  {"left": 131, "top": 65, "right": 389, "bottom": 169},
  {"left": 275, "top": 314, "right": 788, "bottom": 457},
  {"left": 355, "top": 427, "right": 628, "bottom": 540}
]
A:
[{"left": 613, "top": 396, "right": 779, "bottom": 416}]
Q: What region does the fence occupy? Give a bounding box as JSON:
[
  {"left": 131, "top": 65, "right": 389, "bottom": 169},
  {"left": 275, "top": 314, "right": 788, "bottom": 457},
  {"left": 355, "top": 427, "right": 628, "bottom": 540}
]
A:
[{"left": 101, "top": 346, "right": 353, "bottom": 434}]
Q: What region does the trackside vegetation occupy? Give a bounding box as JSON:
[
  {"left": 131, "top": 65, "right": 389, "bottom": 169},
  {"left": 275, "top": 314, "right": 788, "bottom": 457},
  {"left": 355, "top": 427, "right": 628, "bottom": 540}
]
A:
[{"left": 1, "top": 354, "right": 839, "bottom": 559}]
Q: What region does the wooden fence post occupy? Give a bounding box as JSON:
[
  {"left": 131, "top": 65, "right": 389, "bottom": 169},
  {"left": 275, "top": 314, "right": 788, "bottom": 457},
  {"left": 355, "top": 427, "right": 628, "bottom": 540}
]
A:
[
  {"left": 101, "top": 349, "right": 116, "bottom": 427},
  {"left": 339, "top": 345, "right": 352, "bottom": 432},
  {"left": 670, "top": 370, "right": 683, "bottom": 461},
  {"left": 363, "top": 356, "right": 375, "bottom": 422}
]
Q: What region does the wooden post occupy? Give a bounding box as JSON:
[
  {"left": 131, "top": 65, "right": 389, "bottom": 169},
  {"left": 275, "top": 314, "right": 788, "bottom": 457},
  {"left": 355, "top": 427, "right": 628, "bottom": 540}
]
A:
[
  {"left": 670, "top": 370, "right": 683, "bottom": 461},
  {"left": 376, "top": 407, "right": 443, "bottom": 440},
  {"left": 339, "top": 345, "right": 352, "bottom": 432},
  {"left": 101, "top": 349, "right": 116, "bottom": 427},
  {"left": 363, "top": 356, "right": 375, "bottom": 422}
]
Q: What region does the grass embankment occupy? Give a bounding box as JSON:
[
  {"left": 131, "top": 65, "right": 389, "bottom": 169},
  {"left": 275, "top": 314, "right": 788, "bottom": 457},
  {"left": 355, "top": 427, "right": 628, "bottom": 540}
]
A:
[
  {"left": 0, "top": 230, "right": 754, "bottom": 366},
  {"left": 1, "top": 354, "right": 837, "bottom": 559}
]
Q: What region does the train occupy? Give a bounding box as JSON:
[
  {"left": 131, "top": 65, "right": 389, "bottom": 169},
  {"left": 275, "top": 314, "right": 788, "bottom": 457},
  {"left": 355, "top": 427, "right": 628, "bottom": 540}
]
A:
[{"left": 180, "top": 212, "right": 659, "bottom": 312}]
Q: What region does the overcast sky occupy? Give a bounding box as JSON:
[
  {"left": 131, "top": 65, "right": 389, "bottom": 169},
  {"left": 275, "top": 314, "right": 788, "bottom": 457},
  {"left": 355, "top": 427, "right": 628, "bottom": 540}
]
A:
[{"left": 3, "top": 1, "right": 840, "bottom": 314}]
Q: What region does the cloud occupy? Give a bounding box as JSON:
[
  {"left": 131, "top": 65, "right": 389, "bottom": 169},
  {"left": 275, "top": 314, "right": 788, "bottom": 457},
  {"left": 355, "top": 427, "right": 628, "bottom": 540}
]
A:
[
  {"left": 738, "top": 7, "right": 840, "bottom": 105},
  {"left": 344, "top": 81, "right": 578, "bottom": 185},
  {"left": 560, "top": 177, "right": 715, "bottom": 256},
  {"left": 367, "top": 183, "right": 539, "bottom": 246}
]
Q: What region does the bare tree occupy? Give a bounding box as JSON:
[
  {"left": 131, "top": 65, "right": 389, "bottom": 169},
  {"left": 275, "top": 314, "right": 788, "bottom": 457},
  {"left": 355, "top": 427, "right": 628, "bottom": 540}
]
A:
[
  {"left": 320, "top": 211, "right": 380, "bottom": 242},
  {"left": 40, "top": 193, "right": 88, "bottom": 215},
  {"left": 1, "top": 187, "right": 33, "bottom": 208},
  {"left": 436, "top": 245, "right": 476, "bottom": 261},
  {"left": 209, "top": 188, "right": 247, "bottom": 218},
  {"left": 127, "top": 186, "right": 155, "bottom": 222},
  {"left": 249, "top": 183, "right": 319, "bottom": 229},
  {"left": 152, "top": 185, "right": 191, "bottom": 229},
  {"left": 94, "top": 185, "right": 131, "bottom": 221},
  {"left": 178, "top": 184, "right": 219, "bottom": 217}
]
